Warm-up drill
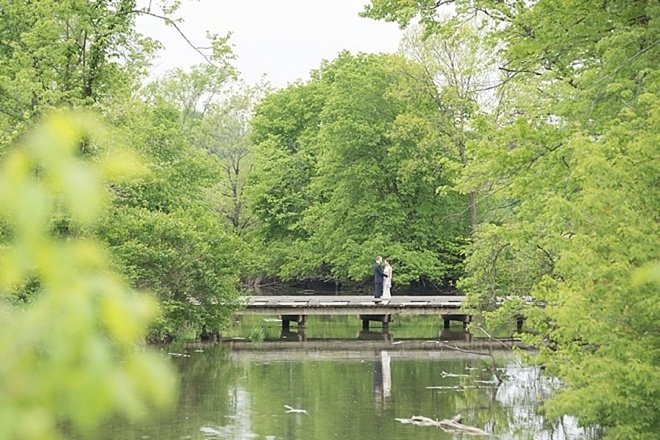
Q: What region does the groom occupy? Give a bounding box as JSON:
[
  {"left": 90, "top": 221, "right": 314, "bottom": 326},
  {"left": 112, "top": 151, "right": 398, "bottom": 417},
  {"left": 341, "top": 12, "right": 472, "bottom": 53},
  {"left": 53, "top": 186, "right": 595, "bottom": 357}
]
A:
[{"left": 373, "top": 256, "right": 388, "bottom": 303}]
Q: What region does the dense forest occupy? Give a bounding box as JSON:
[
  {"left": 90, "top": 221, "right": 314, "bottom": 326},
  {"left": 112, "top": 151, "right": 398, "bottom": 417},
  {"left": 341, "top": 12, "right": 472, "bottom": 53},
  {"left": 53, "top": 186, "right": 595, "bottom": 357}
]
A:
[{"left": 0, "top": 0, "right": 657, "bottom": 439}]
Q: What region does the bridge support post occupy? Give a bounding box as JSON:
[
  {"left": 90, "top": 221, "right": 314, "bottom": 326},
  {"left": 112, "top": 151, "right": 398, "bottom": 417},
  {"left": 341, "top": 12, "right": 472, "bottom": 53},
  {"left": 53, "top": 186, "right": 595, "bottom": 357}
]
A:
[
  {"left": 441, "top": 315, "right": 472, "bottom": 330},
  {"left": 462, "top": 314, "right": 472, "bottom": 330},
  {"left": 359, "top": 314, "right": 393, "bottom": 330},
  {"left": 281, "top": 314, "right": 306, "bottom": 331}
]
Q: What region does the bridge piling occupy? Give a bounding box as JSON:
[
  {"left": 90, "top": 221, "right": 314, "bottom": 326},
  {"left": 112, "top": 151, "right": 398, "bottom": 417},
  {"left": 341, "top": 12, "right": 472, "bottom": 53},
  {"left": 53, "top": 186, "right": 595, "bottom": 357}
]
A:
[
  {"left": 359, "top": 314, "right": 393, "bottom": 330},
  {"left": 281, "top": 314, "right": 306, "bottom": 330},
  {"left": 442, "top": 314, "right": 471, "bottom": 330}
]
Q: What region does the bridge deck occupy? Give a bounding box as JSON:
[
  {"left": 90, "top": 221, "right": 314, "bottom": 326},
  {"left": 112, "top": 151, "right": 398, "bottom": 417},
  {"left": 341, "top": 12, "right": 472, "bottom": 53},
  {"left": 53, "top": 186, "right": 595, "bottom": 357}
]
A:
[{"left": 238, "top": 295, "right": 466, "bottom": 317}]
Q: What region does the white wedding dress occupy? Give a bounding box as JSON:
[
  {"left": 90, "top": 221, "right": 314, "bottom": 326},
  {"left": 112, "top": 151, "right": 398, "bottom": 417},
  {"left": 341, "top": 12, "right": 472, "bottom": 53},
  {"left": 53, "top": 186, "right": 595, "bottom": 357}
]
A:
[{"left": 383, "top": 265, "right": 392, "bottom": 299}]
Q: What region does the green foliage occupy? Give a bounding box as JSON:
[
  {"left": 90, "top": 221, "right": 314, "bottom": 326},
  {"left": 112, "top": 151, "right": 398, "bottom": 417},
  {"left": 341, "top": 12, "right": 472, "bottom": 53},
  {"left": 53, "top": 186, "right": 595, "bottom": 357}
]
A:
[
  {"left": 248, "top": 79, "right": 327, "bottom": 243},
  {"left": 368, "top": 0, "right": 660, "bottom": 437},
  {"left": 0, "top": 112, "right": 176, "bottom": 440},
  {"left": 0, "top": 0, "right": 244, "bottom": 346},
  {"left": 249, "top": 326, "right": 265, "bottom": 347},
  {"left": 248, "top": 52, "right": 472, "bottom": 285},
  {"left": 0, "top": 0, "right": 157, "bottom": 126},
  {"left": 192, "top": 82, "right": 270, "bottom": 234},
  {"left": 98, "top": 95, "right": 244, "bottom": 342},
  {"left": 101, "top": 204, "right": 243, "bottom": 340},
  {"left": 361, "top": 0, "right": 443, "bottom": 30}
]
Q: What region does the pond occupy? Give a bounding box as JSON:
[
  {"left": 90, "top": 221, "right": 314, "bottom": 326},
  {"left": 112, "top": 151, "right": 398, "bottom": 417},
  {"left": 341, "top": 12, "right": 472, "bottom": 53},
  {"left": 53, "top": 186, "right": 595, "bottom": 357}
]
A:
[{"left": 75, "top": 316, "right": 594, "bottom": 440}]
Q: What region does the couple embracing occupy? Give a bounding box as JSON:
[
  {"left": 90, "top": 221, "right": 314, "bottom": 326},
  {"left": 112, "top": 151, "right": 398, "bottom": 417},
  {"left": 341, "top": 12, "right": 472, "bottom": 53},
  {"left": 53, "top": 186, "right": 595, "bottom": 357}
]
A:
[{"left": 373, "top": 256, "right": 393, "bottom": 303}]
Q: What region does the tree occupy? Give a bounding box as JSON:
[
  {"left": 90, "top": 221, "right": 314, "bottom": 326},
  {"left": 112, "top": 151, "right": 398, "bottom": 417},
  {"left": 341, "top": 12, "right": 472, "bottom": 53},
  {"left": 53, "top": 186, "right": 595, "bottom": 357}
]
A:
[
  {"left": 0, "top": 0, "right": 245, "bottom": 343},
  {"left": 0, "top": 0, "right": 158, "bottom": 131},
  {"left": 142, "top": 34, "right": 237, "bottom": 134},
  {"left": 194, "top": 82, "right": 270, "bottom": 234},
  {"left": 365, "top": 0, "right": 660, "bottom": 437},
  {"left": 98, "top": 96, "right": 243, "bottom": 342},
  {"left": 398, "top": 20, "right": 504, "bottom": 231},
  {"left": 248, "top": 52, "right": 472, "bottom": 286},
  {"left": 246, "top": 77, "right": 328, "bottom": 282},
  {"left": 0, "top": 112, "right": 175, "bottom": 440},
  {"left": 309, "top": 52, "right": 470, "bottom": 284}
]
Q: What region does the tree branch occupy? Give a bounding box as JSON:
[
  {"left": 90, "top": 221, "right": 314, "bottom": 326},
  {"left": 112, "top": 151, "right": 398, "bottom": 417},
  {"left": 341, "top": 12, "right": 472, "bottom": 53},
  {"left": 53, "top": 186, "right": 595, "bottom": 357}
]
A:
[
  {"left": 434, "top": 0, "right": 454, "bottom": 9},
  {"left": 586, "top": 39, "right": 659, "bottom": 89},
  {"left": 536, "top": 244, "right": 555, "bottom": 267},
  {"left": 130, "top": 10, "right": 221, "bottom": 68}
]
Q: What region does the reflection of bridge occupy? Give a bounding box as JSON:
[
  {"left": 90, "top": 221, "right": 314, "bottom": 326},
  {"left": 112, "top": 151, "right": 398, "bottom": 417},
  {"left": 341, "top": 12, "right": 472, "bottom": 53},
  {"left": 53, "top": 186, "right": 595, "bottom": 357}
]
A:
[{"left": 236, "top": 295, "right": 469, "bottom": 331}]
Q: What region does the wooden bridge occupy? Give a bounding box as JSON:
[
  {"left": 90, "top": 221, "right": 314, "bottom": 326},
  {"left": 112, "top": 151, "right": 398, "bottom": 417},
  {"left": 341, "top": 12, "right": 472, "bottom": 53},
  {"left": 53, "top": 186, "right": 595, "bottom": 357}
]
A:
[{"left": 236, "top": 295, "right": 469, "bottom": 330}]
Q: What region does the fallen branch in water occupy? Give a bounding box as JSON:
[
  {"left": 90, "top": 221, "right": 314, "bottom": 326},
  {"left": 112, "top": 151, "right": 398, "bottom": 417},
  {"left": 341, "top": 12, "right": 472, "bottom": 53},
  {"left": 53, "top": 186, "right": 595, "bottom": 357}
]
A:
[
  {"left": 396, "top": 414, "right": 489, "bottom": 436},
  {"left": 441, "top": 370, "right": 470, "bottom": 378},
  {"left": 284, "top": 405, "right": 307, "bottom": 414}
]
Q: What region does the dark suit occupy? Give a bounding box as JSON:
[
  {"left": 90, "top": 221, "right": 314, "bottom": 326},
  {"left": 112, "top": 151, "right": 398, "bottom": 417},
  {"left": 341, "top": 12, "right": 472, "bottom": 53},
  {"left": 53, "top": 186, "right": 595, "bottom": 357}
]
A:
[{"left": 374, "top": 261, "right": 387, "bottom": 299}]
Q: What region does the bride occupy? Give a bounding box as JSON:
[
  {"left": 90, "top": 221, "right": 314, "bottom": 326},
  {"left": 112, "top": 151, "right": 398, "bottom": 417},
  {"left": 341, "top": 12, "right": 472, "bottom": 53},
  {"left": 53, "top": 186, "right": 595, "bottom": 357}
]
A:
[{"left": 383, "top": 259, "right": 392, "bottom": 299}]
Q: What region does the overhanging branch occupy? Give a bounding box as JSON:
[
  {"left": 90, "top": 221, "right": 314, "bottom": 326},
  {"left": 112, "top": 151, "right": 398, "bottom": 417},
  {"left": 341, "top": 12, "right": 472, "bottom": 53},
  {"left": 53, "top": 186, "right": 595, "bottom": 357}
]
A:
[{"left": 130, "top": 9, "right": 221, "bottom": 68}]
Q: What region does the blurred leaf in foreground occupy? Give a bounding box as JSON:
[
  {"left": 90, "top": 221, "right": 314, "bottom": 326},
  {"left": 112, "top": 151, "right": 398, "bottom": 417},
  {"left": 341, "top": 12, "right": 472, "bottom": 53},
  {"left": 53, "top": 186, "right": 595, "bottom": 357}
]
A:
[{"left": 0, "top": 111, "right": 176, "bottom": 440}]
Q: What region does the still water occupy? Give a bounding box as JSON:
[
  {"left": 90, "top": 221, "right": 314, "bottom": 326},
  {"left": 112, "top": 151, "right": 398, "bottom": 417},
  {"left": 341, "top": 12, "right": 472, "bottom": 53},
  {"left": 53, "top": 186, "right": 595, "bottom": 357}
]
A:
[{"left": 78, "top": 317, "right": 591, "bottom": 440}]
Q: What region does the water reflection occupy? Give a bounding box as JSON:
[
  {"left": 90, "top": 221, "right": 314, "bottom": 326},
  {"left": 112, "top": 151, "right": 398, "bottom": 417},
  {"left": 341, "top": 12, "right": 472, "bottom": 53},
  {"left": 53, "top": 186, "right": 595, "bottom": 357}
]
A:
[
  {"left": 374, "top": 351, "right": 392, "bottom": 416},
  {"left": 358, "top": 329, "right": 394, "bottom": 342},
  {"left": 280, "top": 328, "right": 306, "bottom": 341},
  {"left": 438, "top": 328, "right": 472, "bottom": 342},
  {"left": 240, "top": 313, "right": 484, "bottom": 343},
  {"left": 72, "top": 342, "right": 592, "bottom": 440}
]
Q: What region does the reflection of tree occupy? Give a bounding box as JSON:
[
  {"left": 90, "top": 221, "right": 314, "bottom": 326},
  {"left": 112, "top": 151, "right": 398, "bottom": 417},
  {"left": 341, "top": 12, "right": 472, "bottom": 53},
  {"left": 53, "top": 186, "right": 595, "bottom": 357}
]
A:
[
  {"left": 417, "top": 341, "right": 566, "bottom": 438},
  {"left": 494, "top": 365, "right": 591, "bottom": 439},
  {"left": 75, "top": 346, "right": 594, "bottom": 439},
  {"left": 76, "top": 345, "right": 243, "bottom": 440},
  {"left": 450, "top": 359, "right": 506, "bottom": 436},
  {"left": 449, "top": 361, "right": 590, "bottom": 439}
]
